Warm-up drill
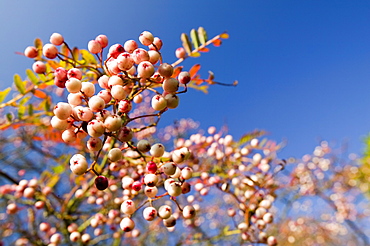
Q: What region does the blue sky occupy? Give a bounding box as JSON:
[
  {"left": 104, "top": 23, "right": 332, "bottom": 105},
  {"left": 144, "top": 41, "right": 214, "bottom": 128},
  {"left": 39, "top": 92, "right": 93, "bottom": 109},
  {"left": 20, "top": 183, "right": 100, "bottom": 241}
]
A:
[{"left": 1, "top": 1, "right": 370, "bottom": 159}]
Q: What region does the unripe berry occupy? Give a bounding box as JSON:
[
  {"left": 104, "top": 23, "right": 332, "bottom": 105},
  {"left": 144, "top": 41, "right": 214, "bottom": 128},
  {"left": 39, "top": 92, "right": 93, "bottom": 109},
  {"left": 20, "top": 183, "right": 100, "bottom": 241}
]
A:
[
  {"left": 139, "top": 31, "right": 154, "bottom": 46},
  {"left": 81, "top": 233, "right": 91, "bottom": 244},
  {"left": 98, "top": 75, "right": 110, "bottom": 89},
  {"left": 50, "top": 233, "right": 62, "bottom": 244},
  {"left": 175, "top": 47, "right": 186, "bottom": 59},
  {"left": 74, "top": 106, "right": 93, "bottom": 121},
  {"left": 95, "top": 34, "right": 108, "bottom": 48},
  {"left": 69, "top": 231, "right": 81, "bottom": 242},
  {"left": 124, "top": 40, "right": 138, "bottom": 53},
  {"left": 88, "top": 40, "right": 102, "bottom": 54},
  {"left": 137, "top": 139, "right": 151, "bottom": 153},
  {"left": 143, "top": 207, "right": 157, "bottom": 221},
  {"left": 263, "top": 212, "right": 274, "bottom": 223},
  {"left": 51, "top": 116, "right": 71, "bottom": 130},
  {"left": 267, "top": 236, "right": 277, "bottom": 246},
  {"left": 67, "top": 68, "right": 82, "bottom": 80},
  {"left": 53, "top": 102, "right": 72, "bottom": 120},
  {"left": 88, "top": 95, "right": 105, "bottom": 112},
  {"left": 164, "top": 93, "right": 179, "bottom": 109},
  {"left": 178, "top": 71, "right": 191, "bottom": 84},
  {"left": 97, "top": 90, "right": 112, "bottom": 104},
  {"left": 151, "top": 95, "right": 167, "bottom": 111},
  {"left": 65, "top": 78, "right": 82, "bottom": 93},
  {"left": 80, "top": 82, "right": 95, "bottom": 97},
  {"left": 62, "top": 129, "right": 76, "bottom": 143},
  {"left": 121, "top": 176, "right": 134, "bottom": 189},
  {"left": 162, "top": 162, "right": 177, "bottom": 176},
  {"left": 32, "top": 61, "right": 46, "bottom": 74},
  {"left": 150, "top": 143, "right": 165, "bottom": 157},
  {"left": 162, "top": 78, "right": 179, "bottom": 93},
  {"left": 68, "top": 92, "right": 83, "bottom": 106},
  {"left": 108, "top": 75, "right": 124, "bottom": 88},
  {"left": 163, "top": 215, "right": 176, "bottom": 227},
  {"left": 148, "top": 50, "right": 160, "bottom": 64},
  {"left": 132, "top": 48, "right": 149, "bottom": 64},
  {"left": 108, "top": 148, "right": 123, "bottom": 162},
  {"left": 95, "top": 176, "right": 109, "bottom": 190},
  {"left": 181, "top": 167, "right": 193, "bottom": 180},
  {"left": 24, "top": 46, "right": 38, "bottom": 58},
  {"left": 6, "top": 203, "right": 18, "bottom": 214},
  {"left": 121, "top": 200, "right": 136, "bottom": 215},
  {"left": 39, "top": 222, "right": 50, "bottom": 232},
  {"left": 158, "top": 63, "right": 173, "bottom": 78},
  {"left": 137, "top": 61, "right": 155, "bottom": 78},
  {"left": 23, "top": 187, "right": 35, "bottom": 199},
  {"left": 167, "top": 182, "right": 182, "bottom": 197},
  {"left": 182, "top": 205, "right": 196, "bottom": 219},
  {"left": 144, "top": 186, "right": 158, "bottom": 198},
  {"left": 70, "top": 154, "right": 88, "bottom": 175},
  {"left": 144, "top": 174, "right": 158, "bottom": 187},
  {"left": 120, "top": 217, "right": 135, "bottom": 232},
  {"left": 158, "top": 205, "right": 172, "bottom": 219},
  {"left": 43, "top": 43, "right": 58, "bottom": 59},
  {"left": 87, "top": 120, "right": 105, "bottom": 137}
]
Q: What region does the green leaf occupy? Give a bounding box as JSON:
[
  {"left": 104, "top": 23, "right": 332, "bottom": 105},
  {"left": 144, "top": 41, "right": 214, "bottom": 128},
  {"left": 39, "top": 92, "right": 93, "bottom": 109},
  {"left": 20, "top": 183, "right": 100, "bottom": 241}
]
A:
[
  {"left": 80, "top": 49, "right": 97, "bottom": 65},
  {"left": 0, "top": 87, "right": 11, "bottom": 104},
  {"left": 26, "top": 69, "right": 39, "bottom": 85},
  {"left": 238, "top": 130, "right": 267, "bottom": 146},
  {"left": 180, "top": 33, "right": 192, "bottom": 55},
  {"left": 190, "top": 52, "right": 201, "bottom": 58},
  {"left": 190, "top": 28, "right": 200, "bottom": 50},
  {"left": 198, "top": 27, "right": 208, "bottom": 45},
  {"left": 6, "top": 113, "right": 13, "bottom": 122},
  {"left": 28, "top": 104, "right": 34, "bottom": 116},
  {"left": 34, "top": 38, "right": 43, "bottom": 59},
  {"left": 14, "top": 74, "right": 26, "bottom": 94},
  {"left": 18, "top": 105, "right": 25, "bottom": 119}
]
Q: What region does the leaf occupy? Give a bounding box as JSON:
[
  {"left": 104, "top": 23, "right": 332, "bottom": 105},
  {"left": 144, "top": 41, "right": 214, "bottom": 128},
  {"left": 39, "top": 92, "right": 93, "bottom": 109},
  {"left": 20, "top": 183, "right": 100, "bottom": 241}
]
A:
[
  {"left": 199, "top": 47, "right": 209, "bottom": 53},
  {"left": 190, "top": 52, "right": 201, "bottom": 57},
  {"left": 33, "top": 89, "right": 48, "bottom": 99},
  {"left": 28, "top": 104, "right": 34, "bottom": 116},
  {"left": 220, "top": 32, "right": 229, "bottom": 39},
  {"left": 60, "top": 43, "right": 69, "bottom": 57},
  {"left": 171, "top": 66, "right": 183, "bottom": 78},
  {"left": 180, "top": 33, "right": 192, "bottom": 55},
  {"left": 80, "top": 49, "right": 97, "bottom": 64},
  {"left": 72, "top": 47, "right": 80, "bottom": 61},
  {"left": 189, "top": 64, "right": 201, "bottom": 78},
  {"left": 18, "top": 105, "right": 25, "bottom": 119},
  {"left": 26, "top": 69, "right": 39, "bottom": 85},
  {"left": 198, "top": 27, "right": 208, "bottom": 45},
  {"left": 0, "top": 87, "right": 11, "bottom": 103},
  {"left": 212, "top": 39, "right": 222, "bottom": 47},
  {"left": 6, "top": 113, "right": 13, "bottom": 122},
  {"left": 47, "top": 60, "right": 61, "bottom": 70},
  {"left": 14, "top": 74, "right": 26, "bottom": 94},
  {"left": 190, "top": 28, "right": 200, "bottom": 50},
  {"left": 238, "top": 130, "right": 268, "bottom": 145},
  {"left": 34, "top": 38, "right": 43, "bottom": 58}
]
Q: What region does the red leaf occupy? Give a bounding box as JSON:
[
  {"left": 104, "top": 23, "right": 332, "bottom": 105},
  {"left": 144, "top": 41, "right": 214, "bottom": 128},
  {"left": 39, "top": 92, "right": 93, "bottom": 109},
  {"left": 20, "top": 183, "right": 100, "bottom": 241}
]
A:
[
  {"left": 199, "top": 47, "right": 209, "bottom": 53},
  {"left": 172, "top": 66, "right": 183, "bottom": 78},
  {"left": 189, "top": 64, "right": 201, "bottom": 78},
  {"left": 212, "top": 39, "right": 222, "bottom": 47},
  {"left": 33, "top": 89, "right": 48, "bottom": 99}
]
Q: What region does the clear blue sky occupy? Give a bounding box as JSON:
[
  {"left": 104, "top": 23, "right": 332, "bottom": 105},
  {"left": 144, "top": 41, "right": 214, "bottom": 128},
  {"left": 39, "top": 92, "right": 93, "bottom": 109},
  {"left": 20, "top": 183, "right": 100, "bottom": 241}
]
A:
[{"left": 1, "top": 1, "right": 370, "bottom": 159}]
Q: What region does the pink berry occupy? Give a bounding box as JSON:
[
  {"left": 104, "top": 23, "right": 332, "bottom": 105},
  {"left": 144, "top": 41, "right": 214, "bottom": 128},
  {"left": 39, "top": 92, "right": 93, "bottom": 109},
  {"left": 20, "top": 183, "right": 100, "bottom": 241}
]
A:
[
  {"left": 143, "top": 207, "right": 157, "bottom": 221},
  {"left": 139, "top": 31, "right": 154, "bottom": 46},
  {"left": 53, "top": 102, "right": 72, "bottom": 120},
  {"left": 88, "top": 95, "right": 106, "bottom": 112},
  {"left": 43, "top": 43, "right": 58, "bottom": 59},
  {"left": 118, "top": 100, "right": 132, "bottom": 113},
  {"left": 24, "top": 46, "right": 38, "bottom": 58},
  {"left": 132, "top": 181, "right": 142, "bottom": 192},
  {"left": 116, "top": 52, "right": 134, "bottom": 71},
  {"left": 80, "top": 82, "right": 95, "bottom": 97},
  {"left": 88, "top": 40, "right": 102, "bottom": 54},
  {"left": 98, "top": 75, "right": 110, "bottom": 89},
  {"left": 175, "top": 47, "right": 186, "bottom": 59},
  {"left": 87, "top": 120, "right": 105, "bottom": 137},
  {"left": 149, "top": 37, "right": 163, "bottom": 50},
  {"left": 54, "top": 67, "right": 68, "bottom": 81},
  {"left": 108, "top": 75, "right": 124, "bottom": 88},
  {"left": 104, "top": 115, "right": 122, "bottom": 132},
  {"left": 124, "top": 40, "right": 138, "bottom": 53},
  {"left": 120, "top": 217, "right": 135, "bottom": 232},
  {"left": 74, "top": 106, "right": 93, "bottom": 121},
  {"left": 132, "top": 48, "right": 149, "bottom": 64},
  {"left": 137, "top": 61, "right": 155, "bottom": 78},
  {"left": 65, "top": 78, "right": 82, "bottom": 93},
  {"left": 50, "top": 33, "right": 64, "bottom": 46},
  {"left": 95, "top": 34, "right": 108, "bottom": 48},
  {"left": 148, "top": 50, "right": 160, "bottom": 64},
  {"left": 67, "top": 68, "right": 82, "bottom": 80},
  {"left": 178, "top": 71, "right": 191, "bottom": 84},
  {"left": 97, "top": 90, "right": 112, "bottom": 104},
  {"left": 87, "top": 137, "right": 103, "bottom": 152},
  {"left": 108, "top": 44, "right": 125, "bottom": 59},
  {"left": 111, "top": 85, "right": 128, "bottom": 101},
  {"left": 146, "top": 161, "right": 157, "bottom": 174},
  {"left": 32, "top": 61, "right": 46, "bottom": 74}
]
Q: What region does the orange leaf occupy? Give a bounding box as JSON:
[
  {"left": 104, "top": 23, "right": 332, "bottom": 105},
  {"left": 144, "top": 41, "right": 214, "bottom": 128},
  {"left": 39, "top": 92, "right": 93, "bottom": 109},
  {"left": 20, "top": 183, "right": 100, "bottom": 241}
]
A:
[
  {"left": 220, "top": 33, "right": 229, "bottom": 39},
  {"left": 47, "top": 60, "right": 61, "bottom": 70},
  {"left": 189, "top": 64, "right": 201, "bottom": 78},
  {"left": 193, "top": 78, "right": 204, "bottom": 85},
  {"left": 212, "top": 39, "right": 222, "bottom": 47},
  {"left": 199, "top": 47, "right": 209, "bottom": 53},
  {"left": 172, "top": 66, "right": 183, "bottom": 78},
  {"left": 33, "top": 89, "right": 48, "bottom": 99},
  {"left": 38, "top": 83, "right": 50, "bottom": 89}
]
